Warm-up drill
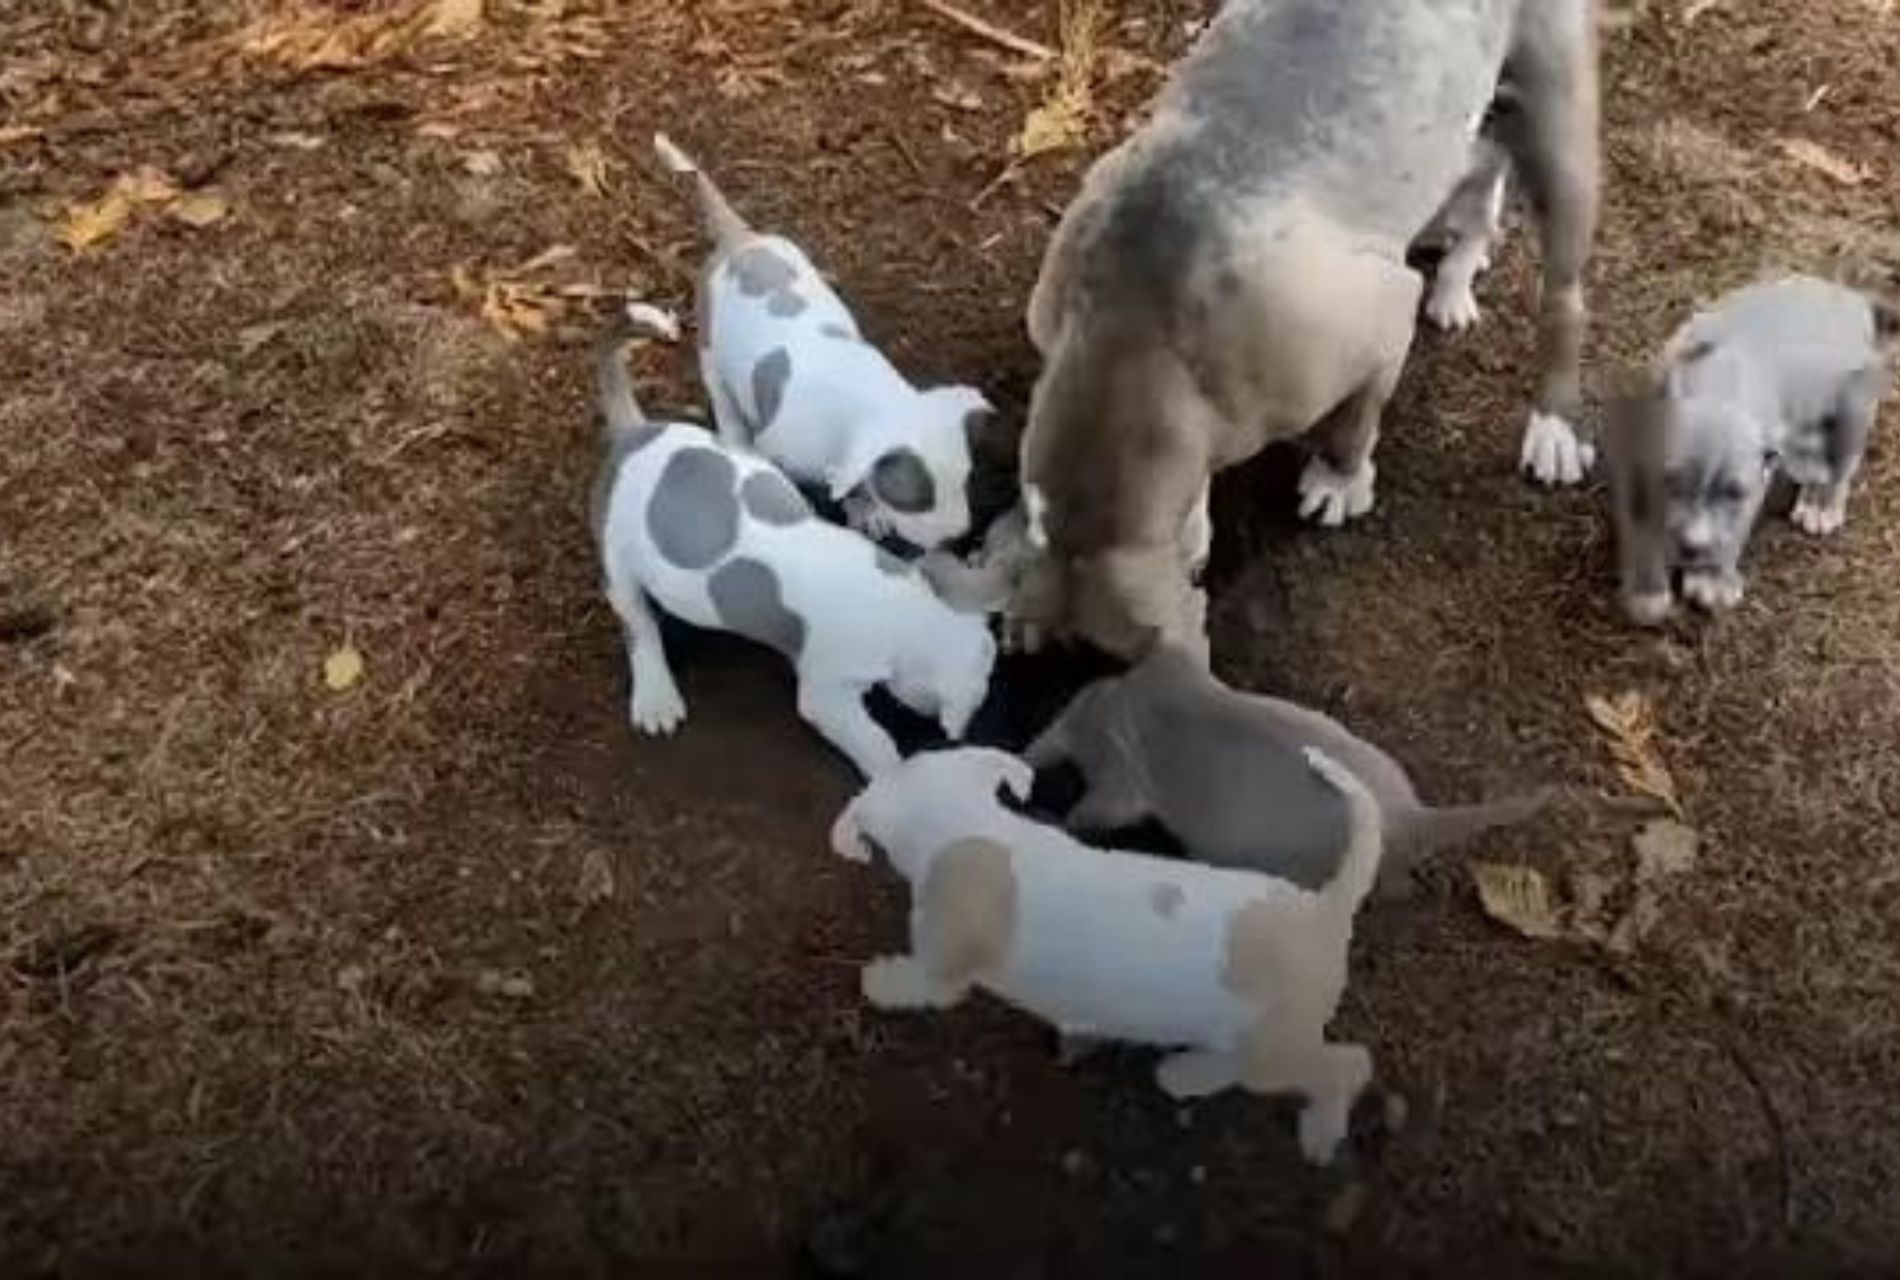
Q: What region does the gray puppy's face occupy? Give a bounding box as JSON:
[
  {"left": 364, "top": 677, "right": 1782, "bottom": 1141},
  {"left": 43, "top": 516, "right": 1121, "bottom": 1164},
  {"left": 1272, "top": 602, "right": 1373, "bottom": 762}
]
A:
[{"left": 1658, "top": 398, "right": 1774, "bottom": 570}]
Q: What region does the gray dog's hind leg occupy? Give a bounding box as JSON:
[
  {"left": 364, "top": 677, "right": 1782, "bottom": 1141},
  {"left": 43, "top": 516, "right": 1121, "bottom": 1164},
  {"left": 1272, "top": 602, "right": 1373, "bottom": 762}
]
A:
[{"left": 1500, "top": 0, "right": 1600, "bottom": 487}]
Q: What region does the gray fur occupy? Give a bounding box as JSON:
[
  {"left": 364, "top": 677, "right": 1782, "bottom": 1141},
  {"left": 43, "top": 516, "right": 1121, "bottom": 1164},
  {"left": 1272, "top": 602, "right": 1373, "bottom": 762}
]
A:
[
  {"left": 869, "top": 448, "right": 936, "bottom": 514},
  {"left": 740, "top": 468, "right": 810, "bottom": 526},
  {"left": 647, "top": 448, "right": 741, "bottom": 570},
  {"left": 819, "top": 322, "right": 857, "bottom": 341},
  {"left": 1025, "top": 644, "right": 1555, "bottom": 895},
  {"left": 709, "top": 557, "right": 806, "bottom": 658},
  {"left": 591, "top": 326, "right": 666, "bottom": 546},
  {"left": 1606, "top": 275, "right": 1895, "bottom": 621},
  {"left": 766, "top": 288, "right": 808, "bottom": 319},
  {"left": 752, "top": 347, "right": 792, "bottom": 435},
  {"left": 874, "top": 547, "right": 913, "bottom": 578},
  {"left": 729, "top": 243, "right": 799, "bottom": 297}
]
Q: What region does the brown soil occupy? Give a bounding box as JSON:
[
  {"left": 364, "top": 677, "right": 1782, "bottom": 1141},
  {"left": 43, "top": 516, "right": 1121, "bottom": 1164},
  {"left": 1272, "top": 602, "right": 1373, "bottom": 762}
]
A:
[{"left": 5, "top": 1, "right": 1900, "bottom": 1275}]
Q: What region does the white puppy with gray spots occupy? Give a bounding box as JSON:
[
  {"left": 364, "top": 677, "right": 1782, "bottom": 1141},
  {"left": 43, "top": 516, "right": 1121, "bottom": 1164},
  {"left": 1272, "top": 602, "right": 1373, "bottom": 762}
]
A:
[
  {"left": 654, "top": 133, "right": 990, "bottom": 551},
  {"left": 829, "top": 744, "right": 1384, "bottom": 1165},
  {"left": 1605, "top": 275, "right": 1899, "bottom": 624},
  {"left": 591, "top": 316, "right": 996, "bottom": 778}
]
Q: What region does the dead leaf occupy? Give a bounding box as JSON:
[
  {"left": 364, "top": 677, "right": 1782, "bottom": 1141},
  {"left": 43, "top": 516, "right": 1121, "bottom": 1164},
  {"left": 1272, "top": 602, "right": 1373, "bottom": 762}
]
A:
[
  {"left": 323, "top": 645, "right": 365, "bottom": 691},
  {"left": 116, "top": 167, "right": 181, "bottom": 205},
  {"left": 0, "top": 124, "right": 44, "bottom": 147},
  {"left": 426, "top": 0, "right": 484, "bottom": 36},
  {"left": 54, "top": 191, "right": 134, "bottom": 251},
  {"left": 932, "top": 81, "right": 985, "bottom": 112},
  {"left": 1471, "top": 863, "right": 1563, "bottom": 940},
  {"left": 564, "top": 141, "right": 610, "bottom": 197},
  {"left": 1777, "top": 137, "right": 1869, "bottom": 186},
  {"left": 1566, "top": 869, "right": 1617, "bottom": 941},
  {"left": 1633, "top": 818, "right": 1699, "bottom": 882},
  {"left": 1605, "top": 888, "right": 1663, "bottom": 955},
  {"left": 511, "top": 243, "right": 578, "bottom": 275},
  {"left": 167, "top": 193, "right": 230, "bottom": 228},
  {"left": 1584, "top": 691, "right": 1684, "bottom": 816},
  {"left": 1012, "top": 0, "right": 1105, "bottom": 159},
  {"left": 576, "top": 847, "right": 615, "bottom": 906},
  {"left": 462, "top": 148, "right": 503, "bottom": 176}
]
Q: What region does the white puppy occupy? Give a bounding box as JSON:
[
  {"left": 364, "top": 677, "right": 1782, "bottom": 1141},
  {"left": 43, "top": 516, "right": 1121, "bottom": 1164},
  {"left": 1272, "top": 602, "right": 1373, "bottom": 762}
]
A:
[
  {"left": 592, "top": 318, "right": 996, "bottom": 777},
  {"left": 654, "top": 133, "right": 990, "bottom": 551},
  {"left": 829, "top": 745, "right": 1384, "bottom": 1165}
]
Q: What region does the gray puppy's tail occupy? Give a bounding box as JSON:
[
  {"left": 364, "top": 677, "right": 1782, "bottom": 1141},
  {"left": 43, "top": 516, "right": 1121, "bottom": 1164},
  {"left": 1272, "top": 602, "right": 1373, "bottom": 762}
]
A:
[
  {"left": 654, "top": 132, "right": 751, "bottom": 252},
  {"left": 1393, "top": 787, "right": 1558, "bottom": 858},
  {"left": 596, "top": 319, "right": 647, "bottom": 441}
]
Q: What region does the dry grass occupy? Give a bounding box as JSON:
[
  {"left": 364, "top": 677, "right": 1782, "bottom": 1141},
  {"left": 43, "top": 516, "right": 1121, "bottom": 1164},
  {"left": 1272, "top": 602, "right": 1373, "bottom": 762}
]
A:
[{"left": 6, "top": 0, "right": 1900, "bottom": 1271}]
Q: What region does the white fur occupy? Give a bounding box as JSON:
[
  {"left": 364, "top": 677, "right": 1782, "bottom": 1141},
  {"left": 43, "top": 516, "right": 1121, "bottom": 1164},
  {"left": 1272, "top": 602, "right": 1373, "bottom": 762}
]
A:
[
  {"left": 1520, "top": 409, "right": 1595, "bottom": 485},
  {"left": 1297, "top": 457, "right": 1378, "bottom": 526},
  {"left": 831, "top": 745, "right": 1385, "bottom": 1164},
  {"left": 600, "top": 426, "right": 996, "bottom": 778},
  {"left": 699, "top": 245, "right": 985, "bottom": 551}
]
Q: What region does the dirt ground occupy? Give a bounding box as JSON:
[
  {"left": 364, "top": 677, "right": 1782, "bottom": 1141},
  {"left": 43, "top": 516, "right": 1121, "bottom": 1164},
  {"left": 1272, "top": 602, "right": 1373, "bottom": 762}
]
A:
[{"left": 6, "top": 0, "right": 1900, "bottom": 1274}]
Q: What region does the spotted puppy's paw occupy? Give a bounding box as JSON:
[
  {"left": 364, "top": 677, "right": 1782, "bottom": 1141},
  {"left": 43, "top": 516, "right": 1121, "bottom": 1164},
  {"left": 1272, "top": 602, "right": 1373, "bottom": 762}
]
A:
[
  {"left": 1296, "top": 1043, "right": 1373, "bottom": 1166},
  {"left": 1621, "top": 589, "right": 1675, "bottom": 628},
  {"left": 1681, "top": 569, "right": 1744, "bottom": 613},
  {"left": 1297, "top": 457, "right": 1377, "bottom": 527},
  {"left": 1791, "top": 485, "right": 1848, "bottom": 537},
  {"left": 629, "top": 676, "right": 687, "bottom": 735},
  {"left": 1425, "top": 278, "right": 1483, "bottom": 332},
  {"left": 1520, "top": 411, "right": 1595, "bottom": 487}
]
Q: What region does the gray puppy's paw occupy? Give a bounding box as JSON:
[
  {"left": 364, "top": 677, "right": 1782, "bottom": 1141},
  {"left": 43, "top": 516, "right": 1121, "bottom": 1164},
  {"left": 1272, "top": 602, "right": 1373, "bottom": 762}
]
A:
[
  {"left": 1681, "top": 569, "right": 1744, "bottom": 613},
  {"left": 1621, "top": 589, "right": 1675, "bottom": 628}
]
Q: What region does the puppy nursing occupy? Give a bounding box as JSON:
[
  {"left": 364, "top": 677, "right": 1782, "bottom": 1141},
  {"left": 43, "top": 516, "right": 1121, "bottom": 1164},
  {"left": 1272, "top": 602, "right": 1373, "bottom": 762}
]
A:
[
  {"left": 1026, "top": 644, "right": 1554, "bottom": 896},
  {"left": 1606, "top": 275, "right": 1898, "bottom": 624},
  {"left": 592, "top": 320, "right": 995, "bottom": 777},
  {"left": 1010, "top": 0, "right": 1600, "bottom": 656},
  {"left": 655, "top": 134, "right": 990, "bottom": 551},
  {"left": 830, "top": 745, "right": 1385, "bottom": 1164}
]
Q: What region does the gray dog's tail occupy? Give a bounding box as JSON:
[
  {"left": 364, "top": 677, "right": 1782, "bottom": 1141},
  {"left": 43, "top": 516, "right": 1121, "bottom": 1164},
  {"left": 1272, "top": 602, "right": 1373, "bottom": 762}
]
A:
[
  {"left": 1393, "top": 787, "right": 1559, "bottom": 858},
  {"left": 654, "top": 132, "right": 750, "bottom": 252},
  {"left": 595, "top": 317, "right": 648, "bottom": 441}
]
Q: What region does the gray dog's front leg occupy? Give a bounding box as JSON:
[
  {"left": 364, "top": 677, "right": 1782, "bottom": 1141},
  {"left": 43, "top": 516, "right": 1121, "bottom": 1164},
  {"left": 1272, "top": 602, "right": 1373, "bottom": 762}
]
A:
[
  {"left": 1792, "top": 390, "right": 1877, "bottom": 536},
  {"left": 1502, "top": 0, "right": 1600, "bottom": 486}
]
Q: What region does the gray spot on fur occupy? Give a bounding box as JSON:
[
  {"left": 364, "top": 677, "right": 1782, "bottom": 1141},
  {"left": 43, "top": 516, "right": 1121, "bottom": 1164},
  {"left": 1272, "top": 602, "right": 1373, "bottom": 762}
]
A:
[
  {"left": 729, "top": 244, "right": 800, "bottom": 297},
  {"left": 870, "top": 448, "right": 936, "bottom": 514},
  {"left": 753, "top": 348, "right": 792, "bottom": 433},
  {"left": 590, "top": 423, "right": 665, "bottom": 546},
  {"left": 819, "top": 322, "right": 857, "bottom": 340},
  {"left": 874, "top": 547, "right": 912, "bottom": 578},
  {"left": 740, "top": 469, "right": 810, "bottom": 525},
  {"left": 720, "top": 375, "right": 760, "bottom": 439},
  {"left": 647, "top": 448, "right": 740, "bottom": 570},
  {"left": 709, "top": 557, "right": 806, "bottom": 657},
  {"left": 766, "top": 288, "right": 808, "bottom": 318},
  {"left": 1149, "top": 883, "right": 1185, "bottom": 918}
]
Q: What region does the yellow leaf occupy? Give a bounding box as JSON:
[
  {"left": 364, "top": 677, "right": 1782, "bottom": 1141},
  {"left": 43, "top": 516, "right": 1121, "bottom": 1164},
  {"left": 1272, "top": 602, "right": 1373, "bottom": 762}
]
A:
[
  {"left": 1777, "top": 137, "right": 1868, "bottom": 186},
  {"left": 565, "top": 141, "right": 610, "bottom": 197},
  {"left": 113, "top": 166, "right": 181, "bottom": 205},
  {"left": 1583, "top": 691, "right": 1683, "bottom": 816},
  {"left": 168, "top": 193, "right": 230, "bottom": 228},
  {"left": 1011, "top": 0, "right": 1103, "bottom": 158},
  {"left": 55, "top": 191, "right": 135, "bottom": 251},
  {"left": 323, "top": 645, "right": 366, "bottom": 691},
  {"left": 427, "top": 0, "right": 484, "bottom": 37},
  {"left": 1470, "top": 862, "right": 1563, "bottom": 940}
]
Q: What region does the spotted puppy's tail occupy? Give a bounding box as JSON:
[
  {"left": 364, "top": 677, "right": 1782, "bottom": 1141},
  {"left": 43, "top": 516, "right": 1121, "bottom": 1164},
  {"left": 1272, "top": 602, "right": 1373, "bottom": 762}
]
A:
[
  {"left": 589, "top": 304, "right": 679, "bottom": 543},
  {"left": 654, "top": 133, "right": 751, "bottom": 253}
]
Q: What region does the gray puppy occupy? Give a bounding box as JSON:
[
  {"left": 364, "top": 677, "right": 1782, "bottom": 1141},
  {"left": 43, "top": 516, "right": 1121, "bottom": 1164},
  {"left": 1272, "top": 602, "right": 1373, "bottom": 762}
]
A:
[
  {"left": 1605, "top": 275, "right": 1899, "bottom": 624},
  {"left": 1024, "top": 643, "right": 1554, "bottom": 896},
  {"left": 1012, "top": 0, "right": 1599, "bottom": 658}
]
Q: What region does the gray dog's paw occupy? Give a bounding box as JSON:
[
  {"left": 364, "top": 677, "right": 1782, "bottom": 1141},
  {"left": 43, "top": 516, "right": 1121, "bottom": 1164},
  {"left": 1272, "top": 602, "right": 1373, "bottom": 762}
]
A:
[
  {"left": 1520, "top": 411, "right": 1595, "bottom": 486},
  {"left": 1297, "top": 458, "right": 1377, "bottom": 526},
  {"left": 1621, "top": 589, "right": 1675, "bottom": 628},
  {"left": 1791, "top": 486, "right": 1848, "bottom": 537},
  {"left": 1681, "top": 570, "right": 1744, "bottom": 613}
]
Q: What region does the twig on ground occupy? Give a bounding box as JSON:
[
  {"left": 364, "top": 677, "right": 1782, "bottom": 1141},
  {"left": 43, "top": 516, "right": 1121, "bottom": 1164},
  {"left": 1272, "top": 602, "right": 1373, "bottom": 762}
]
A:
[{"left": 918, "top": 0, "right": 1055, "bottom": 62}]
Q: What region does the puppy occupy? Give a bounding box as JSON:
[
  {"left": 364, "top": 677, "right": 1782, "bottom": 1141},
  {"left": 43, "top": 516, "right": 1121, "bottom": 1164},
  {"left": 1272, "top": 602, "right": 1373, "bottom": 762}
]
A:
[
  {"left": 1025, "top": 642, "right": 1555, "bottom": 896},
  {"left": 829, "top": 744, "right": 1384, "bottom": 1165},
  {"left": 1605, "top": 275, "right": 1899, "bottom": 624},
  {"left": 1417, "top": 127, "right": 1512, "bottom": 333},
  {"left": 592, "top": 314, "right": 996, "bottom": 777},
  {"left": 1013, "top": 0, "right": 1599, "bottom": 657},
  {"left": 653, "top": 133, "right": 990, "bottom": 551}
]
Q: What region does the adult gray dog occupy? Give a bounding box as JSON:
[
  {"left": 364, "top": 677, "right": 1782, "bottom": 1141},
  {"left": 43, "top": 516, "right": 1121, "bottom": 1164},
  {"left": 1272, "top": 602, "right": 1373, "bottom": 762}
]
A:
[
  {"left": 1605, "top": 274, "right": 1899, "bottom": 625},
  {"left": 1011, "top": 0, "right": 1599, "bottom": 657},
  {"left": 1024, "top": 643, "right": 1556, "bottom": 897}
]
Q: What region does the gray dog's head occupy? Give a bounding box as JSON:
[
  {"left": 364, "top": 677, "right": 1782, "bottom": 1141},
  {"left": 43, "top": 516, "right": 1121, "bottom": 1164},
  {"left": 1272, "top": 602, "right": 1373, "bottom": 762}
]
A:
[{"left": 1616, "top": 341, "right": 1777, "bottom": 574}]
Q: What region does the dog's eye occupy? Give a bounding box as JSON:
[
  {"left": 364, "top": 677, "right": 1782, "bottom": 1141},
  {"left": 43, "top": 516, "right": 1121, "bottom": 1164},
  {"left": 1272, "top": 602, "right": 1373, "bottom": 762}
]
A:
[
  {"left": 1713, "top": 480, "right": 1750, "bottom": 504},
  {"left": 870, "top": 449, "right": 936, "bottom": 514}
]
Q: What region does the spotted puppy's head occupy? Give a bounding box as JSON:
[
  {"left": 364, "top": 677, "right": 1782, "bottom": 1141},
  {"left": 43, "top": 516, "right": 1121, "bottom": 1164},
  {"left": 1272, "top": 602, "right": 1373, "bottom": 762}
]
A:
[
  {"left": 830, "top": 747, "right": 1033, "bottom": 872},
  {"left": 1621, "top": 341, "right": 1777, "bottom": 575},
  {"left": 831, "top": 387, "right": 990, "bottom": 551}
]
